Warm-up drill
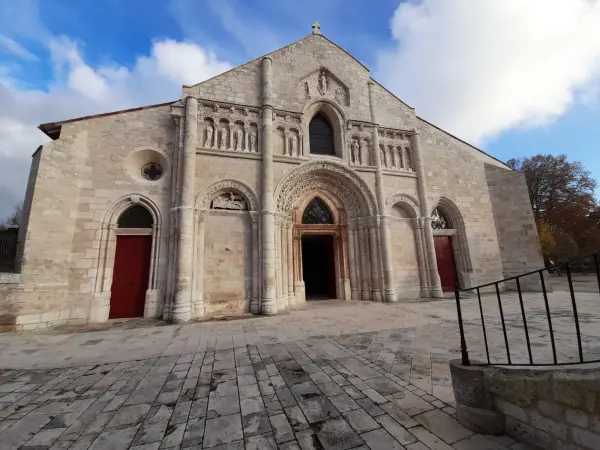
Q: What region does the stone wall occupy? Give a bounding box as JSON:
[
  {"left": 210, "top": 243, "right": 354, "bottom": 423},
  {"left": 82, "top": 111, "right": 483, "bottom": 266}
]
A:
[
  {"left": 450, "top": 361, "right": 600, "bottom": 450},
  {"left": 418, "top": 119, "right": 505, "bottom": 288},
  {"left": 485, "top": 164, "right": 545, "bottom": 290},
  {"left": 203, "top": 213, "right": 252, "bottom": 316},
  {"left": 2, "top": 105, "right": 175, "bottom": 329}
]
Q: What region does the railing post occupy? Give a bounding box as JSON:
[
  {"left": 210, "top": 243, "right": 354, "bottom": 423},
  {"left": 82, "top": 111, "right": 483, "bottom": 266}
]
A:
[{"left": 454, "top": 284, "right": 470, "bottom": 366}]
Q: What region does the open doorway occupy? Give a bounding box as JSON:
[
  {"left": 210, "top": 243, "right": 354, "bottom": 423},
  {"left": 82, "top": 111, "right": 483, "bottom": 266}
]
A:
[{"left": 301, "top": 234, "right": 336, "bottom": 300}]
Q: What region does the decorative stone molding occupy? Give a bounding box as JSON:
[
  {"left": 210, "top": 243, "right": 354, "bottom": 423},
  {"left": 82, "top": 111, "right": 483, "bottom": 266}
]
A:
[
  {"left": 385, "top": 193, "right": 420, "bottom": 217},
  {"left": 298, "top": 67, "right": 350, "bottom": 107},
  {"left": 274, "top": 160, "right": 377, "bottom": 218},
  {"left": 194, "top": 179, "right": 260, "bottom": 212},
  {"left": 197, "top": 100, "right": 260, "bottom": 153},
  {"left": 432, "top": 196, "right": 473, "bottom": 274}
]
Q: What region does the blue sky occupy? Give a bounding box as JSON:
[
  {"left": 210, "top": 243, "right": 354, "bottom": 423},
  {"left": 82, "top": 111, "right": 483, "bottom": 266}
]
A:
[{"left": 1, "top": 0, "right": 600, "bottom": 219}]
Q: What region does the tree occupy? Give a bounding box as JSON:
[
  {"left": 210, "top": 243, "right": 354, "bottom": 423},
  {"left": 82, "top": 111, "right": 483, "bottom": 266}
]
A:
[
  {"left": 0, "top": 203, "right": 22, "bottom": 230},
  {"left": 508, "top": 154, "right": 598, "bottom": 258}
]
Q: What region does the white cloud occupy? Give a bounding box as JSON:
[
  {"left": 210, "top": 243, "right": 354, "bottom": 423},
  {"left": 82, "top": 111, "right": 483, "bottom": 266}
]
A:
[
  {"left": 376, "top": 0, "right": 600, "bottom": 144},
  {"left": 0, "top": 35, "right": 38, "bottom": 61},
  {"left": 0, "top": 37, "right": 230, "bottom": 219}
]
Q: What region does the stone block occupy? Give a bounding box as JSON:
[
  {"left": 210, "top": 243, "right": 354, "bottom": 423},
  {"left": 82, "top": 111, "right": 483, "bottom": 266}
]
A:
[{"left": 456, "top": 402, "right": 504, "bottom": 435}]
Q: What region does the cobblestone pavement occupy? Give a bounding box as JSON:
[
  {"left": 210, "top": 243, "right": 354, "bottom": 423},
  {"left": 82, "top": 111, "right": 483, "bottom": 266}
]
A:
[{"left": 2, "top": 285, "right": 598, "bottom": 450}]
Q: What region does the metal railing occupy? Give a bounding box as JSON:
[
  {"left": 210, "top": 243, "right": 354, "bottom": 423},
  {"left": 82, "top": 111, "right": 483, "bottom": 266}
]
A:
[
  {"left": 0, "top": 228, "right": 18, "bottom": 273},
  {"left": 455, "top": 252, "right": 600, "bottom": 366}
]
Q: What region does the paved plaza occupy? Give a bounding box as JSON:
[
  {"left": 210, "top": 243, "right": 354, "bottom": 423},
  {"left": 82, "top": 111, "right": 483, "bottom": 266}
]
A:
[{"left": 1, "top": 278, "right": 598, "bottom": 449}]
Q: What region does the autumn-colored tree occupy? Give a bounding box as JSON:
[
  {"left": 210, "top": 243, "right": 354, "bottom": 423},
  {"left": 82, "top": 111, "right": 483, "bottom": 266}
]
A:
[{"left": 507, "top": 155, "right": 598, "bottom": 258}]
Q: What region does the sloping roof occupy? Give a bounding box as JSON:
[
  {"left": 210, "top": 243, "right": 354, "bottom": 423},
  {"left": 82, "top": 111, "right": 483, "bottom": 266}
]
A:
[{"left": 38, "top": 101, "right": 176, "bottom": 140}]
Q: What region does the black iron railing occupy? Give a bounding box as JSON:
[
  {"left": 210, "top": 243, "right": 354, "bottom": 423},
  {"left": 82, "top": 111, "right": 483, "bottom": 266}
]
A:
[
  {"left": 0, "top": 228, "right": 18, "bottom": 273},
  {"left": 455, "top": 252, "right": 600, "bottom": 366}
]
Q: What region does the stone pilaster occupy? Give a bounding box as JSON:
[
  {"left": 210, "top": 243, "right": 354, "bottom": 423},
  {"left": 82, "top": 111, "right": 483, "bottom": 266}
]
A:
[
  {"left": 368, "top": 217, "right": 382, "bottom": 302},
  {"left": 411, "top": 130, "right": 443, "bottom": 298},
  {"left": 171, "top": 95, "right": 198, "bottom": 322},
  {"left": 261, "top": 57, "right": 278, "bottom": 314},
  {"left": 193, "top": 211, "right": 206, "bottom": 318},
  {"left": 250, "top": 214, "right": 260, "bottom": 313},
  {"left": 368, "top": 82, "right": 397, "bottom": 302},
  {"left": 347, "top": 221, "right": 359, "bottom": 300},
  {"left": 413, "top": 218, "right": 430, "bottom": 297},
  {"left": 286, "top": 221, "right": 294, "bottom": 306},
  {"left": 359, "top": 219, "right": 371, "bottom": 300}
]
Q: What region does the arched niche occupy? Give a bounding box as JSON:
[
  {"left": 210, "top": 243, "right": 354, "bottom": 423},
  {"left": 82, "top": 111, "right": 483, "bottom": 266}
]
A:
[
  {"left": 431, "top": 197, "right": 473, "bottom": 290},
  {"left": 92, "top": 194, "right": 163, "bottom": 323},
  {"left": 302, "top": 99, "right": 346, "bottom": 159}
]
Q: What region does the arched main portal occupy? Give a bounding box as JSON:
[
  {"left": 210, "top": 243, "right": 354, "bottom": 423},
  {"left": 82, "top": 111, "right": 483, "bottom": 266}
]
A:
[{"left": 274, "top": 161, "right": 379, "bottom": 305}]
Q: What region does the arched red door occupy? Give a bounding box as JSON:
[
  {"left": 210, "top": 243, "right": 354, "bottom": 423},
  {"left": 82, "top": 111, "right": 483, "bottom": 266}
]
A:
[
  {"left": 434, "top": 236, "right": 458, "bottom": 292},
  {"left": 109, "top": 235, "right": 152, "bottom": 318}
]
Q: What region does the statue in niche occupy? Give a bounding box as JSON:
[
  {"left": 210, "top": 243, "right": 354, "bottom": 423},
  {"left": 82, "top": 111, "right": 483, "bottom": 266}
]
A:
[
  {"left": 351, "top": 139, "right": 360, "bottom": 165},
  {"left": 289, "top": 133, "right": 298, "bottom": 157},
  {"left": 219, "top": 127, "right": 227, "bottom": 150},
  {"left": 304, "top": 81, "right": 311, "bottom": 99},
  {"left": 380, "top": 146, "right": 387, "bottom": 167},
  {"left": 335, "top": 87, "right": 347, "bottom": 106},
  {"left": 235, "top": 128, "right": 243, "bottom": 151},
  {"left": 249, "top": 131, "right": 257, "bottom": 152},
  {"left": 404, "top": 147, "right": 412, "bottom": 170},
  {"left": 360, "top": 139, "right": 370, "bottom": 165},
  {"left": 318, "top": 70, "right": 328, "bottom": 95},
  {"left": 204, "top": 125, "right": 214, "bottom": 148},
  {"left": 211, "top": 192, "right": 247, "bottom": 211}
]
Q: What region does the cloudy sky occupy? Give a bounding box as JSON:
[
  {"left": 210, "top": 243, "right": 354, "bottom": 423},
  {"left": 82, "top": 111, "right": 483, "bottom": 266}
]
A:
[{"left": 1, "top": 0, "right": 600, "bottom": 220}]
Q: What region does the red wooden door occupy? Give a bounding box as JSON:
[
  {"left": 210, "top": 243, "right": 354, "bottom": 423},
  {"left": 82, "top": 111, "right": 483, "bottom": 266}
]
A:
[
  {"left": 109, "top": 235, "right": 152, "bottom": 319},
  {"left": 434, "top": 236, "right": 458, "bottom": 292}
]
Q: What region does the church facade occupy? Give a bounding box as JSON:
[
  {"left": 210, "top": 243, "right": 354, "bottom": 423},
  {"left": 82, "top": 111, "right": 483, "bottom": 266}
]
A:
[{"left": 0, "top": 25, "right": 544, "bottom": 330}]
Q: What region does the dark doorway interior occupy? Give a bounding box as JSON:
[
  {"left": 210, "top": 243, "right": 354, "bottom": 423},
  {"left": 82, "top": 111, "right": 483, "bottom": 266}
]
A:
[{"left": 302, "top": 235, "right": 336, "bottom": 300}]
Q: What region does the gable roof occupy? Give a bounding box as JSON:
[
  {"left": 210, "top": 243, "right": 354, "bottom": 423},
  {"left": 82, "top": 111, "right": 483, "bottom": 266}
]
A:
[
  {"left": 184, "top": 32, "right": 370, "bottom": 90},
  {"left": 38, "top": 101, "right": 175, "bottom": 140}
]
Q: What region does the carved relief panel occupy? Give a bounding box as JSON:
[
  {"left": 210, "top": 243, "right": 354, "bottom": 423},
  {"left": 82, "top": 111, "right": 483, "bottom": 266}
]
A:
[
  {"left": 377, "top": 128, "right": 414, "bottom": 172},
  {"left": 347, "top": 121, "right": 374, "bottom": 166},
  {"left": 273, "top": 112, "right": 304, "bottom": 157},
  {"left": 298, "top": 68, "right": 350, "bottom": 107},
  {"left": 198, "top": 101, "right": 260, "bottom": 153}
]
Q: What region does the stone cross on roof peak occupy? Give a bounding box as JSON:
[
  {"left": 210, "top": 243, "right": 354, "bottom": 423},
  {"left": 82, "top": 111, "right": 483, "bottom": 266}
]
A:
[{"left": 312, "top": 21, "right": 321, "bottom": 35}]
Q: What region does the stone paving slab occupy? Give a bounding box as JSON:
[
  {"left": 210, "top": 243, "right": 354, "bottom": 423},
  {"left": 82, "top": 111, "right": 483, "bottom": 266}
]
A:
[{"left": 0, "top": 294, "right": 587, "bottom": 448}]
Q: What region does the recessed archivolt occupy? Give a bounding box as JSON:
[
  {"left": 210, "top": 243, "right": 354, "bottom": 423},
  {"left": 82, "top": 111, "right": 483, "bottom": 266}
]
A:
[
  {"left": 432, "top": 196, "right": 473, "bottom": 273},
  {"left": 103, "top": 194, "right": 161, "bottom": 228},
  {"left": 194, "top": 178, "right": 259, "bottom": 212},
  {"left": 386, "top": 193, "right": 420, "bottom": 217},
  {"left": 274, "top": 160, "right": 377, "bottom": 217}
]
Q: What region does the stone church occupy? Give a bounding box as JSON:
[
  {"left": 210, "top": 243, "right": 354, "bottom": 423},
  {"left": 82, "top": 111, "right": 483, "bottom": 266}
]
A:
[{"left": 0, "top": 24, "right": 544, "bottom": 330}]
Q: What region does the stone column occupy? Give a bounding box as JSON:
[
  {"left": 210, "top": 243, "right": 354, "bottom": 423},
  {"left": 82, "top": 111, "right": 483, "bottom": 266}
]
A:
[
  {"left": 261, "top": 57, "right": 277, "bottom": 314},
  {"left": 347, "top": 221, "right": 359, "bottom": 300},
  {"left": 412, "top": 130, "right": 443, "bottom": 298},
  {"left": 413, "top": 218, "right": 430, "bottom": 297},
  {"left": 367, "top": 82, "right": 397, "bottom": 302},
  {"left": 368, "top": 217, "right": 383, "bottom": 301},
  {"left": 228, "top": 127, "right": 234, "bottom": 151},
  {"left": 359, "top": 219, "right": 371, "bottom": 300},
  {"left": 284, "top": 130, "right": 289, "bottom": 156},
  {"left": 275, "top": 218, "right": 282, "bottom": 307},
  {"left": 353, "top": 222, "right": 363, "bottom": 299},
  {"left": 286, "top": 221, "right": 294, "bottom": 306},
  {"left": 280, "top": 221, "right": 288, "bottom": 310},
  {"left": 193, "top": 212, "right": 206, "bottom": 318},
  {"left": 171, "top": 95, "right": 198, "bottom": 322},
  {"left": 250, "top": 215, "right": 260, "bottom": 313},
  {"left": 244, "top": 126, "right": 249, "bottom": 152}
]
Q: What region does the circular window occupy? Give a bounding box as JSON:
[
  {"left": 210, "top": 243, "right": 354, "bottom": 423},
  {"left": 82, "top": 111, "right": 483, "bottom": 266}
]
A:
[{"left": 141, "top": 162, "right": 163, "bottom": 181}]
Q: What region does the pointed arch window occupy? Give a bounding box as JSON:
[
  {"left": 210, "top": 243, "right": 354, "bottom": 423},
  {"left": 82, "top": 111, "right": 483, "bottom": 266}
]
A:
[
  {"left": 302, "top": 198, "right": 334, "bottom": 224},
  {"left": 309, "top": 113, "right": 334, "bottom": 155},
  {"left": 118, "top": 205, "right": 153, "bottom": 228},
  {"left": 432, "top": 207, "right": 451, "bottom": 229}
]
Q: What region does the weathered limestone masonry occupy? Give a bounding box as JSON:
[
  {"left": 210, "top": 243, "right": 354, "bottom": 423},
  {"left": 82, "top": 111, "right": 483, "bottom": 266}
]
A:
[
  {"left": 450, "top": 361, "right": 600, "bottom": 450},
  {"left": 0, "top": 24, "right": 544, "bottom": 330}
]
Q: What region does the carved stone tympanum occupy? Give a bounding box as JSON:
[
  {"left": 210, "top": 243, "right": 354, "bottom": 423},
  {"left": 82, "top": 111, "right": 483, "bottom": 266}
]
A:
[{"left": 211, "top": 192, "right": 247, "bottom": 211}]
